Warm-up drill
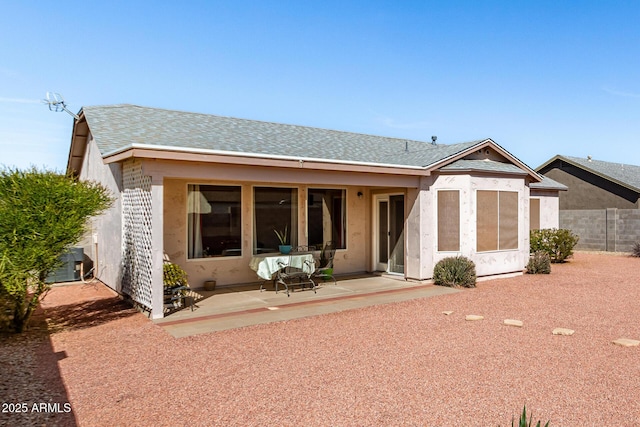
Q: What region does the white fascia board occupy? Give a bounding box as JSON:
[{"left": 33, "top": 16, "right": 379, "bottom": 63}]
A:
[{"left": 101, "top": 143, "right": 430, "bottom": 171}]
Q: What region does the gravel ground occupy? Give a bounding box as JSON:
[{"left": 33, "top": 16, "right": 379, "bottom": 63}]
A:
[{"left": 2, "top": 252, "right": 640, "bottom": 426}]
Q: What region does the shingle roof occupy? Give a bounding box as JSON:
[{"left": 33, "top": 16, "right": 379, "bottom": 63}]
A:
[
  {"left": 539, "top": 155, "right": 640, "bottom": 193},
  {"left": 530, "top": 175, "right": 568, "bottom": 191},
  {"left": 439, "top": 159, "right": 528, "bottom": 175},
  {"left": 81, "top": 104, "right": 484, "bottom": 168}
]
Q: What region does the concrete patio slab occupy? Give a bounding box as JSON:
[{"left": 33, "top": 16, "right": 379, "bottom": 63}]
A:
[{"left": 154, "top": 275, "right": 460, "bottom": 337}]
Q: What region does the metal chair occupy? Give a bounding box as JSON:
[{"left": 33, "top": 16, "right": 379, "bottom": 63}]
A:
[
  {"left": 312, "top": 241, "right": 337, "bottom": 285},
  {"left": 275, "top": 254, "right": 316, "bottom": 296},
  {"left": 163, "top": 285, "right": 194, "bottom": 311}
]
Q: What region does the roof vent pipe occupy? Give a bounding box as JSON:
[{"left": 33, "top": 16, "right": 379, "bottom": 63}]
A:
[{"left": 431, "top": 136, "right": 437, "bottom": 145}]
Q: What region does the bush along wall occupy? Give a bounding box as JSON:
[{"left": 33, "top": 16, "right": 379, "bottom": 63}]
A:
[
  {"left": 433, "top": 256, "right": 476, "bottom": 288},
  {"left": 526, "top": 251, "right": 551, "bottom": 274},
  {"left": 530, "top": 228, "right": 579, "bottom": 263}
]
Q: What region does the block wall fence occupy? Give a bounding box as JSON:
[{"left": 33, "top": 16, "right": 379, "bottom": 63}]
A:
[{"left": 560, "top": 208, "right": 640, "bottom": 252}]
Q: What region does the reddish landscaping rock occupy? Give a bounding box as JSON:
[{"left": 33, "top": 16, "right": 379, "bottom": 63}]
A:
[{"left": 6, "top": 252, "right": 640, "bottom": 426}]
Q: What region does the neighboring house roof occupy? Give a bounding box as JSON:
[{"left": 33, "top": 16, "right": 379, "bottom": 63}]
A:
[
  {"left": 530, "top": 175, "right": 568, "bottom": 191},
  {"left": 69, "top": 104, "right": 541, "bottom": 181},
  {"left": 537, "top": 155, "right": 640, "bottom": 193}
]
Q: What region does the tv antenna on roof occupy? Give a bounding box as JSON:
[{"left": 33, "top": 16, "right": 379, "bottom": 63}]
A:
[{"left": 42, "top": 92, "right": 79, "bottom": 120}]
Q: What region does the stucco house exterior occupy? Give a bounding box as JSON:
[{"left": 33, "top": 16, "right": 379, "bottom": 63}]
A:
[
  {"left": 529, "top": 176, "right": 567, "bottom": 231},
  {"left": 68, "top": 104, "right": 562, "bottom": 318},
  {"left": 537, "top": 155, "right": 640, "bottom": 251}
]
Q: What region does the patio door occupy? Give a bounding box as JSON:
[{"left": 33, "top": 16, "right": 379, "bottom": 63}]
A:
[{"left": 375, "top": 194, "right": 405, "bottom": 274}]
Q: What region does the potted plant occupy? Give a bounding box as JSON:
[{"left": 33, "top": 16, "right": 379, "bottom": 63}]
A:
[
  {"left": 316, "top": 248, "right": 334, "bottom": 280},
  {"left": 274, "top": 225, "right": 292, "bottom": 254},
  {"left": 163, "top": 262, "right": 190, "bottom": 308}
]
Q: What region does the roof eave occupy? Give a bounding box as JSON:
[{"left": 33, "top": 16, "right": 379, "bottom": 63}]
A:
[
  {"left": 66, "top": 109, "right": 87, "bottom": 177},
  {"left": 437, "top": 168, "right": 528, "bottom": 177},
  {"left": 102, "top": 144, "right": 434, "bottom": 176}
]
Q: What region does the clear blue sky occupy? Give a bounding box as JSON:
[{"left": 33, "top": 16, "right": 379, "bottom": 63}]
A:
[{"left": 1, "top": 1, "right": 638, "bottom": 172}]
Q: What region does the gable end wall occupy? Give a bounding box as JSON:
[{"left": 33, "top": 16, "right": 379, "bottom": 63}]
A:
[
  {"left": 541, "top": 162, "right": 639, "bottom": 209},
  {"left": 78, "top": 136, "right": 124, "bottom": 292}
]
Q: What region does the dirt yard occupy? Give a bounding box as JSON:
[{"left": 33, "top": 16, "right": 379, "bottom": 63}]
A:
[{"left": 2, "top": 252, "right": 639, "bottom": 426}]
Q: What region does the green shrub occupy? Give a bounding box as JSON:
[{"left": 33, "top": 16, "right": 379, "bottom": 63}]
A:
[
  {"left": 433, "top": 256, "right": 476, "bottom": 288},
  {"left": 511, "top": 404, "right": 549, "bottom": 427},
  {"left": 631, "top": 242, "right": 640, "bottom": 257},
  {"left": 163, "top": 263, "right": 189, "bottom": 288},
  {"left": 0, "top": 167, "right": 112, "bottom": 333},
  {"left": 526, "top": 251, "right": 551, "bottom": 274},
  {"left": 530, "top": 228, "right": 579, "bottom": 263}
]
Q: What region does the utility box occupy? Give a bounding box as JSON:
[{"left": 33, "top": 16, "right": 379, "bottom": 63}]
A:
[{"left": 46, "top": 248, "right": 84, "bottom": 283}]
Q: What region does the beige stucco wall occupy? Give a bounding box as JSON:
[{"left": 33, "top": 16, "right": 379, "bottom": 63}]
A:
[
  {"left": 78, "top": 136, "right": 123, "bottom": 292},
  {"left": 530, "top": 189, "right": 561, "bottom": 229},
  {"left": 163, "top": 178, "right": 371, "bottom": 288}
]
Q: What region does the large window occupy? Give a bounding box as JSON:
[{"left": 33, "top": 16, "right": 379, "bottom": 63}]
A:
[
  {"left": 188, "top": 185, "right": 241, "bottom": 259},
  {"left": 438, "top": 190, "right": 460, "bottom": 251},
  {"left": 477, "top": 190, "right": 518, "bottom": 252},
  {"left": 307, "top": 188, "right": 346, "bottom": 249},
  {"left": 254, "top": 187, "right": 298, "bottom": 254}
]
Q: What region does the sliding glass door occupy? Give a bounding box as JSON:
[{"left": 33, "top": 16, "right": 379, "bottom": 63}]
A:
[{"left": 375, "top": 194, "right": 405, "bottom": 274}]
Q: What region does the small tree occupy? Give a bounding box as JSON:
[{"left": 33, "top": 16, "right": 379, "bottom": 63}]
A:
[{"left": 0, "top": 167, "right": 112, "bottom": 332}]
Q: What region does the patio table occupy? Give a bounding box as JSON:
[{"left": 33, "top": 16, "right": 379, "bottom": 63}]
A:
[{"left": 249, "top": 253, "right": 316, "bottom": 280}]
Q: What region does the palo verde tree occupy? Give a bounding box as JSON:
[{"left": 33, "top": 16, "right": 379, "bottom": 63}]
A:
[{"left": 0, "top": 167, "right": 112, "bottom": 332}]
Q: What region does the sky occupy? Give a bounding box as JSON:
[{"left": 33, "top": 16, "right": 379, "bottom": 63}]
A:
[{"left": 1, "top": 1, "right": 639, "bottom": 172}]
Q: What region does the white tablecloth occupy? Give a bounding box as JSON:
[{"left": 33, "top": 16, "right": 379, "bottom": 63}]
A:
[{"left": 249, "top": 253, "right": 316, "bottom": 280}]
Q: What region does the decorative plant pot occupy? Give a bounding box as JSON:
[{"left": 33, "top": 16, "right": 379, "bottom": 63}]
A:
[
  {"left": 320, "top": 268, "right": 333, "bottom": 280},
  {"left": 279, "top": 245, "right": 292, "bottom": 254},
  {"left": 204, "top": 280, "right": 217, "bottom": 291}
]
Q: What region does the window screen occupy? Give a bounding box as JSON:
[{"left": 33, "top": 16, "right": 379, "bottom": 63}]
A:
[
  {"left": 438, "top": 190, "right": 460, "bottom": 251},
  {"left": 477, "top": 190, "right": 518, "bottom": 252},
  {"left": 530, "top": 198, "right": 540, "bottom": 231},
  {"left": 499, "top": 191, "right": 518, "bottom": 250},
  {"left": 477, "top": 191, "right": 499, "bottom": 252}
]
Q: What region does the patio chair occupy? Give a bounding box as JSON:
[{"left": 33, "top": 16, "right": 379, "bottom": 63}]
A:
[
  {"left": 275, "top": 254, "right": 316, "bottom": 297},
  {"left": 164, "top": 285, "right": 194, "bottom": 311},
  {"left": 312, "top": 241, "right": 337, "bottom": 285}
]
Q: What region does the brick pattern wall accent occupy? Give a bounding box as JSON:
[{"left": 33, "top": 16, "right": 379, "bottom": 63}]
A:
[
  {"left": 560, "top": 209, "right": 640, "bottom": 252},
  {"left": 121, "top": 159, "right": 153, "bottom": 310}
]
